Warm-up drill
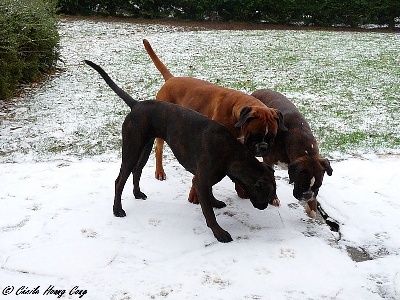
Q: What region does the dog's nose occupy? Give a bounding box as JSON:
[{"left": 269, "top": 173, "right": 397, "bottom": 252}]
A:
[
  {"left": 256, "top": 143, "right": 269, "bottom": 156},
  {"left": 302, "top": 191, "right": 314, "bottom": 200},
  {"left": 254, "top": 201, "right": 269, "bottom": 210}
]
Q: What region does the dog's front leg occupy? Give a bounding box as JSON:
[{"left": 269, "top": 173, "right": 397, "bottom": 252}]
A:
[
  {"left": 234, "top": 183, "right": 248, "bottom": 199},
  {"left": 194, "top": 178, "right": 232, "bottom": 243},
  {"left": 189, "top": 176, "right": 226, "bottom": 208},
  {"left": 155, "top": 138, "right": 167, "bottom": 180}
]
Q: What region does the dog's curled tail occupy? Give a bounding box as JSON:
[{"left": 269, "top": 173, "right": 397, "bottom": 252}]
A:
[
  {"left": 143, "top": 39, "right": 173, "bottom": 81},
  {"left": 84, "top": 60, "right": 137, "bottom": 109}
]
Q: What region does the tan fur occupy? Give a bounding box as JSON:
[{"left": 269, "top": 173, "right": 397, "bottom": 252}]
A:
[
  {"left": 143, "top": 39, "right": 282, "bottom": 198},
  {"left": 156, "top": 76, "right": 279, "bottom": 137}
]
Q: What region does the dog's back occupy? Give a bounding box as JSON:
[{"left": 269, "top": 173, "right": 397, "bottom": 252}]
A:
[
  {"left": 251, "top": 89, "right": 316, "bottom": 162},
  {"left": 252, "top": 89, "right": 299, "bottom": 117},
  {"left": 251, "top": 89, "right": 314, "bottom": 140},
  {"left": 84, "top": 60, "right": 262, "bottom": 176},
  {"left": 142, "top": 40, "right": 284, "bottom": 141},
  {"left": 157, "top": 77, "right": 267, "bottom": 134}
]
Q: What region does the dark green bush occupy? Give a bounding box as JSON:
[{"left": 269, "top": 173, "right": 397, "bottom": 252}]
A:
[
  {"left": 0, "top": 0, "right": 60, "bottom": 99},
  {"left": 58, "top": 0, "right": 400, "bottom": 29},
  {"left": 56, "top": 0, "right": 400, "bottom": 29}
]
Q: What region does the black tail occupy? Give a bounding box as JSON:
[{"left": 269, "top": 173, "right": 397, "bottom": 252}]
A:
[{"left": 84, "top": 60, "right": 137, "bottom": 109}]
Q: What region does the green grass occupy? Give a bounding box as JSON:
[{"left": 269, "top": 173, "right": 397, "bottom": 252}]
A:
[
  {"left": 190, "top": 30, "right": 399, "bottom": 157},
  {"left": 0, "top": 19, "right": 399, "bottom": 162}
]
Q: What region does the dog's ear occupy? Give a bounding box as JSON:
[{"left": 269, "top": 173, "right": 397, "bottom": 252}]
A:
[
  {"left": 288, "top": 163, "right": 299, "bottom": 184},
  {"left": 320, "top": 158, "right": 333, "bottom": 176},
  {"left": 235, "top": 107, "right": 255, "bottom": 127},
  {"left": 275, "top": 110, "right": 288, "bottom": 132}
]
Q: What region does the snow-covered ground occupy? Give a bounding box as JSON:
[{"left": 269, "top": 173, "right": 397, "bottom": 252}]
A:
[
  {"left": 1, "top": 18, "right": 399, "bottom": 299},
  {"left": 1, "top": 156, "right": 400, "bottom": 299}
]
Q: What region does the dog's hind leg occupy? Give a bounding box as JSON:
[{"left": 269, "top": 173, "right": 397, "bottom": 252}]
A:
[
  {"left": 114, "top": 129, "right": 149, "bottom": 217},
  {"left": 114, "top": 160, "right": 135, "bottom": 217},
  {"left": 132, "top": 139, "right": 154, "bottom": 200},
  {"left": 155, "top": 137, "right": 167, "bottom": 180}
]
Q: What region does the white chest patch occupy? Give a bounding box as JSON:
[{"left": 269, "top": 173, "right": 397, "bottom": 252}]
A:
[{"left": 310, "top": 176, "right": 315, "bottom": 189}]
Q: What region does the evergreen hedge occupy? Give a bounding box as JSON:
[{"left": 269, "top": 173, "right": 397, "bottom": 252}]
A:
[
  {"left": 57, "top": 0, "right": 400, "bottom": 29},
  {"left": 0, "top": 0, "right": 60, "bottom": 100}
]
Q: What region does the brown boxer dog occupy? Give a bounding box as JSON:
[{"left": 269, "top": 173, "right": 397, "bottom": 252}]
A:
[
  {"left": 143, "top": 39, "right": 286, "bottom": 205},
  {"left": 252, "top": 89, "right": 333, "bottom": 218},
  {"left": 85, "top": 60, "right": 277, "bottom": 243}
]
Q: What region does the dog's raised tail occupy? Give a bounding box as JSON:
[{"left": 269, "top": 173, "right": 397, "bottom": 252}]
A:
[
  {"left": 84, "top": 60, "right": 137, "bottom": 109},
  {"left": 143, "top": 39, "right": 173, "bottom": 81}
]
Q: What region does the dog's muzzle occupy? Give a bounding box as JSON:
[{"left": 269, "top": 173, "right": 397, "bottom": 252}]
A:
[
  {"left": 254, "top": 142, "right": 270, "bottom": 157},
  {"left": 299, "top": 177, "right": 316, "bottom": 201},
  {"left": 301, "top": 190, "right": 314, "bottom": 201},
  {"left": 253, "top": 201, "right": 269, "bottom": 210}
]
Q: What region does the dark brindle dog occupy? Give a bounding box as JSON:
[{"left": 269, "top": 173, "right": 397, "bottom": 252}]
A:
[
  {"left": 252, "top": 89, "right": 333, "bottom": 217},
  {"left": 85, "top": 60, "right": 277, "bottom": 243}
]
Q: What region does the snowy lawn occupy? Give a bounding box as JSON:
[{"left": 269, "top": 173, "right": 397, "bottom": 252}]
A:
[
  {"left": 1, "top": 156, "right": 400, "bottom": 299},
  {"left": 1, "top": 17, "right": 399, "bottom": 299}
]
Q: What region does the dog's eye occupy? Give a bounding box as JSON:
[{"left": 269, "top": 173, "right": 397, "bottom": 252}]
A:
[
  {"left": 246, "top": 116, "right": 258, "bottom": 124},
  {"left": 264, "top": 136, "right": 275, "bottom": 145},
  {"left": 301, "top": 184, "right": 310, "bottom": 190}
]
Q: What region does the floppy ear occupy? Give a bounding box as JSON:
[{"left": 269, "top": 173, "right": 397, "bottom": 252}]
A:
[
  {"left": 234, "top": 107, "right": 254, "bottom": 128},
  {"left": 288, "top": 163, "right": 299, "bottom": 184},
  {"left": 320, "top": 159, "right": 333, "bottom": 176},
  {"left": 275, "top": 110, "right": 288, "bottom": 132}
]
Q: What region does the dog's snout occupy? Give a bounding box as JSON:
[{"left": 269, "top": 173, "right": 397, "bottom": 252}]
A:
[
  {"left": 254, "top": 201, "right": 269, "bottom": 210},
  {"left": 256, "top": 142, "right": 269, "bottom": 157},
  {"left": 302, "top": 191, "right": 314, "bottom": 200},
  {"left": 258, "top": 143, "right": 269, "bottom": 151}
]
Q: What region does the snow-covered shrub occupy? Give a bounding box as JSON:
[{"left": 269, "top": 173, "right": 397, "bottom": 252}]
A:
[{"left": 0, "top": 0, "right": 60, "bottom": 99}]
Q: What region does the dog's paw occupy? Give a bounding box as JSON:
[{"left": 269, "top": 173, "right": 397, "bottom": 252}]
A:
[
  {"left": 211, "top": 199, "right": 226, "bottom": 209},
  {"left": 155, "top": 170, "right": 166, "bottom": 181},
  {"left": 188, "top": 187, "right": 199, "bottom": 204},
  {"left": 212, "top": 228, "right": 233, "bottom": 243},
  {"left": 134, "top": 190, "right": 147, "bottom": 200},
  {"left": 113, "top": 206, "right": 126, "bottom": 217},
  {"left": 270, "top": 198, "right": 280, "bottom": 207},
  {"left": 305, "top": 199, "right": 317, "bottom": 218},
  {"left": 188, "top": 199, "right": 199, "bottom": 205},
  {"left": 305, "top": 203, "right": 316, "bottom": 218}
]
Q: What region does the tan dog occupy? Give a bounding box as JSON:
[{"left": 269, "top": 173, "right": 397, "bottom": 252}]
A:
[{"left": 143, "top": 39, "right": 286, "bottom": 204}]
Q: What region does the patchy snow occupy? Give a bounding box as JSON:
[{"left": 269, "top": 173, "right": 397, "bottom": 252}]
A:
[
  {"left": 1, "top": 18, "right": 400, "bottom": 299},
  {"left": 1, "top": 18, "right": 399, "bottom": 161}
]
